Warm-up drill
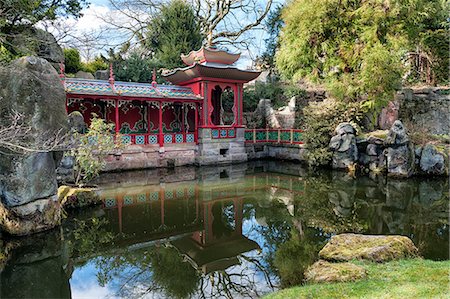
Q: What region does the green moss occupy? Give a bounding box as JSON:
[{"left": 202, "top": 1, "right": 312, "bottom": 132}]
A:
[
  {"left": 265, "top": 259, "right": 450, "bottom": 299},
  {"left": 319, "top": 234, "right": 418, "bottom": 263},
  {"left": 360, "top": 130, "right": 388, "bottom": 140},
  {"left": 58, "top": 186, "right": 100, "bottom": 209},
  {"left": 305, "top": 260, "right": 367, "bottom": 283}
]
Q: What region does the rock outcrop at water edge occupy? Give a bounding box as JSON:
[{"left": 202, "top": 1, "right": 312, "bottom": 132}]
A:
[
  {"left": 384, "top": 120, "right": 414, "bottom": 177},
  {"left": 0, "top": 56, "right": 68, "bottom": 235},
  {"left": 329, "top": 123, "right": 358, "bottom": 169}
]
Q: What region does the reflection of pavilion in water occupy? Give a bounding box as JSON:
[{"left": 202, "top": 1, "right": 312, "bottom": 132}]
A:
[{"left": 99, "top": 173, "right": 305, "bottom": 273}]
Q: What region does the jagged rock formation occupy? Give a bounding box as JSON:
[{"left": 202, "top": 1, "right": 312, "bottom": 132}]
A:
[
  {"left": 0, "top": 56, "right": 68, "bottom": 235},
  {"left": 6, "top": 27, "right": 64, "bottom": 67},
  {"left": 384, "top": 120, "right": 414, "bottom": 177},
  {"left": 329, "top": 123, "right": 358, "bottom": 169},
  {"left": 419, "top": 144, "right": 448, "bottom": 175}
]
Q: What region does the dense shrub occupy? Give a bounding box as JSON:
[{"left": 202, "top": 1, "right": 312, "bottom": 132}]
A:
[
  {"left": 63, "top": 48, "right": 82, "bottom": 73},
  {"left": 303, "top": 98, "right": 363, "bottom": 167},
  {"left": 81, "top": 56, "right": 108, "bottom": 74},
  {"left": 0, "top": 45, "right": 16, "bottom": 63}
]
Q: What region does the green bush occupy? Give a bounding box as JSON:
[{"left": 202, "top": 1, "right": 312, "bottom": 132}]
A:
[
  {"left": 0, "top": 44, "right": 16, "bottom": 63},
  {"left": 303, "top": 98, "right": 363, "bottom": 167},
  {"left": 64, "top": 48, "right": 82, "bottom": 74},
  {"left": 70, "top": 115, "right": 122, "bottom": 185},
  {"left": 81, "top": 56, "right": 108, "bottom": 74}
]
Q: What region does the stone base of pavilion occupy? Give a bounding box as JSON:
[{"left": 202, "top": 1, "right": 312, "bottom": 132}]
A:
[
  {"left": 102, "top": 143, "right": 197, "bottom": 171},
  {"left": 99, "top": 138, "right": 307, "bottom": 173},
  {"left": 196, "top": 128, "right": 248, "bottom": 166},
  {"left": 100, "top": 128, "right": 249, "bottom": 172}
]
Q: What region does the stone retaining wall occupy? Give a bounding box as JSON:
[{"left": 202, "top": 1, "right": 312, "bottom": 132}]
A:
[
  {"left": 245, "top": 143, "right": 306, "bottom": 162},
  {"left": 103, "top": 144, "right": 197, "bottom": 171},
  {"left": 379, "top": 87, "right": 450, "bottom": 134}
]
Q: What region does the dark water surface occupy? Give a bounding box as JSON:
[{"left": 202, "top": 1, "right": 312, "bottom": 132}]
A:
[{"left": 1, "top": 161, "right": 448, "bottom": 298}]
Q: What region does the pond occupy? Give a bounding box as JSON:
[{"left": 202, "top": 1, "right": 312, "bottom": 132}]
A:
[{"left": 1, "top": 161, "right": 448, "bottom": 298}]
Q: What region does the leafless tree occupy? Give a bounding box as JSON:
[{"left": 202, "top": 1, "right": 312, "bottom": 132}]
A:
[
  {"left": 0, "top": 111, "right": 68, "bottom": 155},
  {"left": 102, "top": 0, "right": 273, "bottom": 52},
  {"left": 189, "top": 0, "right": 273, "bottom": 47}
]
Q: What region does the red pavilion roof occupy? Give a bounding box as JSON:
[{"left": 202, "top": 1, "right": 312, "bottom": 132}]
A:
[
  {"left": 181, "top": 47, "right": 240, "bottom": 66},
  {"left": 164, "top": 47, "right": 261, "bottom": 85}
]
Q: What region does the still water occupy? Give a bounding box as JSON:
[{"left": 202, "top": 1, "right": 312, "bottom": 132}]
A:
[{"left": 1, "top": 161, "right": 448, "bottom": 298}]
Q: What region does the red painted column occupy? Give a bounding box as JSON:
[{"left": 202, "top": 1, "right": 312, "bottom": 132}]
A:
[
  {"left": 181, "top": 104, "right": 185, "bottom": 142},
  {"left": 115, "top": 99, "right": 120, "bottom": 135},
  {"left": 158, "top": 101, "right": 163, "bottom": 146},
  {"left": 233, "top": 84, "right": 241, "bottom": 126},
  {"left": 147, "top": 102, "right": 151, "bottom": 144},
  {"left": 239, "top": 84, "right": 244, "bottom": 126},
  {"left": 194, "top": 103, "right": 198, "bottom": 143},
  {"left": 203, "top": 82, "right": 209, "bottom": 126}
]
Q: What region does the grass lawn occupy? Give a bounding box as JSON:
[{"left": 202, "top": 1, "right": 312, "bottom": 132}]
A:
[{"left": 265, "top": 259, "right": 449, "bottom": 299}]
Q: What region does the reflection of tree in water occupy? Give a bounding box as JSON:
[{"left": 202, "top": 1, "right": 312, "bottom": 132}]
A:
[
  {"left": 151, "top": 246, "right": 200, "bottom": 298},
  {"left": 250, "top": 199, "right": 293, "bottom": 277},
  {"left": 93, "top": 245, "right": 200, "bottom": 298},
  {"left": 250, "top": 195, "right": 327, "bottom": 288},
  {"left": 273, "top": 227, "right": 324, "bottom": 287},
  {"left": 91, "top": 245, "right": 278, "bottom": 298}
]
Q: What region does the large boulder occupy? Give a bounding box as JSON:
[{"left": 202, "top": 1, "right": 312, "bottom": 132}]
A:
[
  {"left": 329, "top": 123, "right": 358, "bottom": 169},
  {"left": 75, "top": 71, "right": 95, "bottom": 79},
  {"left": 384, "top": 120, "right": 414, "bottom": 177},
  {"left": 419, "top": 144, "right": 448, "bottom": 175},
  {"left": 319, "top": 233, "right": 419, "bottom": 263},
  {"left": 0, "top": 56, "right": 68, "bottom": 235},
  {"left": 6, "top": 27, "right": 64, "bottom": 64},
  {"left": 95, "top": 70, "right": 109, "bottom": 80},
  {"left": 305, "top": 260, "right": 367, "bottom": 283}
]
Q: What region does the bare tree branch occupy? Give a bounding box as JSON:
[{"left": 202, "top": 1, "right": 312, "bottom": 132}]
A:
[{"left": 0, "top": 111, "right": 69, "bottom": 155}]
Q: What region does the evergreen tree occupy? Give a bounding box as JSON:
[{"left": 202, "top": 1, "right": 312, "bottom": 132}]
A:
[
  {"left": 145, "top": 0, "right": 203, "bottom": 69},
  {"left": 64, "top": 48, "right": 82, "bottom": 74},
  {"left": 259, "top": 4, "right": 284, "bottom": 79},
  {"left": 113, "top": 51, "right": 160, "bottom": 83}
]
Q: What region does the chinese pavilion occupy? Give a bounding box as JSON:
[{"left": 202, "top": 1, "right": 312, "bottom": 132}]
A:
[{"left": 64, "top": 47, "right": 260, "bottom": 170}]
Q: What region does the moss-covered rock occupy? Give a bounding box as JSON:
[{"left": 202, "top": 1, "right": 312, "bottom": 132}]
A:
[
  {"left": 0, "top": 199, "right": 62, "bottom": 236},
  {"left": 305, "top": 260, "right": 367, "bottom": 283},
  {"left": 419, "top": 143, "right": 448, "bottom": 175},
  {"left": 319, "top": 233, "right": 418, "bottom": 263},
  {"left": 0, "top": 56, "right": 67, "bottom": 235},
  {"left": 360, "top": 130, "right": 388, "bottom": 142},
  {"left": 58, "top": 186, "right": 100, "bottom": 209}
]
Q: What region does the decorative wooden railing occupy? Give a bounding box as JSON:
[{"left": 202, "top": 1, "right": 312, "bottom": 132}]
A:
[
  {"left": 244, "top": 129, "right": 304, "bottom": 144},
  {"left": 211, "top": 127, "right": 236, "bottom": 139},
  {"left": 120, "top": 132, "right": 196, "bottom": 145}
]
